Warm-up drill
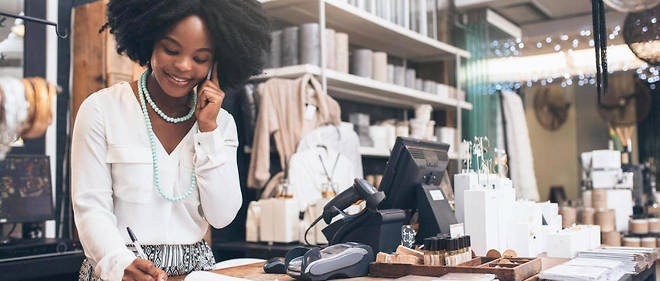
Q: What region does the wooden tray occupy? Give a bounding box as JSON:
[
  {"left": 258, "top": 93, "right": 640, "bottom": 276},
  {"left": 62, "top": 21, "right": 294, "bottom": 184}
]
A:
[{"left": 369, "top": 256, "right": 541, "bottom": 281}]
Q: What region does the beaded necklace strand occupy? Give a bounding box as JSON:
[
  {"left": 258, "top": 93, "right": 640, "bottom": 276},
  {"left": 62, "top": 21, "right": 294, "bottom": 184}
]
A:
[
  {"left": 137, "top": 71, "right": 196, "bottom": 202},
  {"left": 139, "top": 71, "right": 197, "bottom": 123}
]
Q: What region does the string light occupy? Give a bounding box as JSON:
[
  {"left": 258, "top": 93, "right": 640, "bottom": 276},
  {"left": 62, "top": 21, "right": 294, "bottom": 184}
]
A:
[{"left": 486, "top": 26, "right": 659, "bottom": 91}]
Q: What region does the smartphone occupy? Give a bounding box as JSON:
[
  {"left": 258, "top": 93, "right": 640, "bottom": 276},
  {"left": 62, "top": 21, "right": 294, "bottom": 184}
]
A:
[
  {"left": 206, "top": 62, "right": 214, "bottom": 81},
  {"left": 198, "top": 62, "right": 215, "bottom": 107}
]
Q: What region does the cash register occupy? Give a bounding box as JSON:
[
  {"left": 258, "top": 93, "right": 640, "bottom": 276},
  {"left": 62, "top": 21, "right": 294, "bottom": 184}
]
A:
[{"left": 320, "top": 137, "right": 458, "bottom": 252}]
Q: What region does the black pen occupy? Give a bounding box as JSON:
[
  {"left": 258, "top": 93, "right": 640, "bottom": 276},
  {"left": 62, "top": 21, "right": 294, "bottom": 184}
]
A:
[{"left": 126, "top": 227, "right": 148, "bottom": 259}]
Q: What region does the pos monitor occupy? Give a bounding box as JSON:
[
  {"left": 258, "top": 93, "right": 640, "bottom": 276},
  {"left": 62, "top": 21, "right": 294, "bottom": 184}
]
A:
[
  {"left": 378, "top": 137, "right": 457, "bottom": 243},
  {"left": 0, "top": 155, "right": 54, "bottom": 225}
]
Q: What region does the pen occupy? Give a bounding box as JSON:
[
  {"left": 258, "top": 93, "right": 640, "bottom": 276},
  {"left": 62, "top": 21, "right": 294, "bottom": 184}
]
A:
[{"left": 126, "top": 226, "right": 148, "bottom": 259}]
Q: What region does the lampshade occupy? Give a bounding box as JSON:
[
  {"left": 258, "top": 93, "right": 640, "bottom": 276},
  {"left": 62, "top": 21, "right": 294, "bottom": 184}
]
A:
[
  {"left": 604, "top": 0, "right": 660, "bottom": 12},
  {"left": 623, "top": 5, "right": 660, "bottom": 65}
]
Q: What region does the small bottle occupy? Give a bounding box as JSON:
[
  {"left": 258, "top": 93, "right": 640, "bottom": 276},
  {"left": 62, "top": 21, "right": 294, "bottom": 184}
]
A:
[
  {"left": 321, "top": 182, "right": 337, "bottom": 198},
  {"left": 444, "top": 239, "right": 455, "bottom": 266},
  {"left": 457, "top": 237, "right": 465, "bottom": 264},
  {"left": 464, "top": 236, "right": 472, "bottom": 262},
  {"left": 432, "top": 237, "right": 442, "bottom": 265},
  {"left": 461, "top": 237, "right": 469, "bottom": 264},
  {"left": 423, "top": 237, "right": 433, "bottom": 265},
  {"left": 437, "top": 237, "right": 447, "bottom": 265},
  {"left": 277, "top": 178, "right": 293, "bottom": 198}
]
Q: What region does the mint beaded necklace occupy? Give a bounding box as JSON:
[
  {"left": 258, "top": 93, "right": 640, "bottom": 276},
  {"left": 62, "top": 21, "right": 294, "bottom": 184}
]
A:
[
  {"left": 139, "top": 71, "right": 197, "bottom": 123},
  {"left": 137, "top": 71, "right": 196, "bottom": 202}
]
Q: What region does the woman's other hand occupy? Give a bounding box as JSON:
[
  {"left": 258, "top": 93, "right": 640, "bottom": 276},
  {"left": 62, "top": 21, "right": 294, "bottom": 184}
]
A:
[{"left": 123, "top": 258, "right": 167, "bottom": 281}]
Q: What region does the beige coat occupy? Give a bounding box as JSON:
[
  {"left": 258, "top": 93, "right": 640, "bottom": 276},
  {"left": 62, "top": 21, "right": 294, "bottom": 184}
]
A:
[{"left": 248, "top": 74, "right": 341, "bottom": 189}]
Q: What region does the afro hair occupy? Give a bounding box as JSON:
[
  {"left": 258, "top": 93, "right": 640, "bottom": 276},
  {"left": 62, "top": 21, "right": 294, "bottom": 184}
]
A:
[{"left": 102, "top": 0, "right": 271, "bottom": 90}]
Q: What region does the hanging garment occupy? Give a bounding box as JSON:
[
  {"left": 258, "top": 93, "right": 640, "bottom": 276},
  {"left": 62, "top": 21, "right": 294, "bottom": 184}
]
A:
[
  {"left": 247, "top": 74, "right": 341, "bottom": 189},
  {"left": 296, "top": 124, "right": 363, "bottom": 178},
  {"left": 500, "top": 90, "right": 540, "bottom": 201},
  {"left": 287, "top": 147, "right": 355, "bottom": 212}
]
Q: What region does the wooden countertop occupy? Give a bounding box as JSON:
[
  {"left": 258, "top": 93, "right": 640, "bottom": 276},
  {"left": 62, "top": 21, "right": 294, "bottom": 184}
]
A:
[
  {"left": 168, "top": 257, "right": 570, "bottom": 281},
  {"left": 169, "top": 262, "right": 390, "bottom": 281}
]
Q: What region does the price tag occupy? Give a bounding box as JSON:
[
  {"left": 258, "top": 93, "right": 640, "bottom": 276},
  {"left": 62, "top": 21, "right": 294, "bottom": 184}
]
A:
[{"left": 304, "top": 104, "right": 317, "bottom": 121}]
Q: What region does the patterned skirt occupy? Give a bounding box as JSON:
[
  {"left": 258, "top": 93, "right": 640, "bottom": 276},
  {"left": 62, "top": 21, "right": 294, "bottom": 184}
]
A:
[{"left": 78, "top": 241, "right": 215, "bottom": 280}]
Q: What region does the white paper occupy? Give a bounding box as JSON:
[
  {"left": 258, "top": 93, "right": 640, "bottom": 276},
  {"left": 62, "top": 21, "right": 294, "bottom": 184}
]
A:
[{"left": 184, "top": 271, "right": 252, "bottom": 281}]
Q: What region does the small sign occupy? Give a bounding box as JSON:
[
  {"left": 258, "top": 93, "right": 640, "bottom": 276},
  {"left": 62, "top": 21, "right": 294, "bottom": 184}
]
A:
[
  {"left": 429, "top": 189, "right": 445, "bottom": 201},
  {"left": 450, "top": 223, "right": 465, "bottom": 239}
]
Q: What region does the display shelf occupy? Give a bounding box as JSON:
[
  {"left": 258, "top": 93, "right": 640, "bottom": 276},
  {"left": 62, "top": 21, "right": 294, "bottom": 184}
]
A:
[
  {"left": 360, "top": 146, "right": 458, "bottom": 159},
  {"left": 359, "top": 146, "right": 390, "bottom": 157},
  {"left": 245, "top": 145, "right": 457, "bottom": 159},
  {"left": 259, "top": 0, "right": 470, "bottom": 60},
  {"left": 252, "top": 64, "right": 473, "bottom": 110}
]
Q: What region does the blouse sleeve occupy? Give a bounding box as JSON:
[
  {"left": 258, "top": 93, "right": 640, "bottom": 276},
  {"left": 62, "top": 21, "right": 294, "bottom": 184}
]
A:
[
  {"left": 193, "top": 110, "right": 242, "bottom": 228},
  {"left": 71, "top": 95, "right": 136, "bottom": 281}
]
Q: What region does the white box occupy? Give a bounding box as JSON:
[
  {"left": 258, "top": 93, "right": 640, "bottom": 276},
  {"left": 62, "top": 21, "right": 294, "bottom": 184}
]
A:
[
  {"left": 614, "top": 172, "right": 634, "bottom": 189},
  {"left": 547, "top": 226, "right": 601, "bottom": 258},
  {"left": 464, "top": 189, "right": 499, "bottom": 256},
  {"left": 591, "top": 150, "right": 621, "bottom": 170},
  {"left": 301, "top": 198, "right": 331, "bottom": 245},
  {"left": 454, "top": 173, "right": 479, "bottom": 223},
  {"left": 496, "top": 177, "right": 513, "bottom": 189},
  {"left": 496, "top": 187, "right": 515, "bottom": 252},
  {"left": 585, "top": 225, "right": 601, "bottom": 249},
  {"left": 512, "top": 201, "right": 542, "bottom": 227},
  {"left": 259, "top": 198, "right": 300, "bottom": 243},
  {"left": 538, "top": 201, "right": 559, "bottom": 222},
  {"left": 507, "top": 222, "right": 537, "bottom": 257},
  {"left": 592, "top": 170, "right": 622, "bottom": 189},
  {"left": 547, "top": 230, "right": 580, "bottom": 258},
  {"left": 606, "top": 189, "right": 633, "bottom": 232},
  {"left": 548, "top": 214, "right": 563, "bottom": 230},
  {"left": 246, "top": 201, "right": 261, "bottom": 242}
]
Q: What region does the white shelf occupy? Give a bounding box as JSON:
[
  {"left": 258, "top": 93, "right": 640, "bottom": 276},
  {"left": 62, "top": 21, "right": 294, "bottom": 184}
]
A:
[
  {"left": 259, "top": 0, "right": 470, "bottom": 60},
  {"left": 359, "top": 146, "right": 390, "bottom": 157},
  {"left": 253, "top": 64, "right": 473, "bottom": 110},
  {"left": 359, "top": 146, "right": 459, "bottom": 159}
]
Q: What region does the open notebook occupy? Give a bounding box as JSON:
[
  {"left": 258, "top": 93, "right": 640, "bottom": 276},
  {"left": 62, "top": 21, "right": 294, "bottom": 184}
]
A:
[{"left": 184, "top": 271, "right": 252, "bottom": 281}]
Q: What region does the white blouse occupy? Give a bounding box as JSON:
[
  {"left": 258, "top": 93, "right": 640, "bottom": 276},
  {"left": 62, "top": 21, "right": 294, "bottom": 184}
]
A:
[{"left": 71, "top": 82, "right": 242, "bottom": 281}]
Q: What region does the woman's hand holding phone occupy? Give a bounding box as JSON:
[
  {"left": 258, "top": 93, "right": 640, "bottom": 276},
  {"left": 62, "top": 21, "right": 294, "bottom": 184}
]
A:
[{"left": 195, "top": 62, "right": 224, "bottom": 132}]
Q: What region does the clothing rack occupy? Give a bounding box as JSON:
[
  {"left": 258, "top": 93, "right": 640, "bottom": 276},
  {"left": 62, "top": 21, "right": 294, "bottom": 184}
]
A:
[
  {"left": 498, "top": 90, "right": 511, "bottom": 179},
  {"left": 0, "top": 11, "right": 68, "bottom": 38}
]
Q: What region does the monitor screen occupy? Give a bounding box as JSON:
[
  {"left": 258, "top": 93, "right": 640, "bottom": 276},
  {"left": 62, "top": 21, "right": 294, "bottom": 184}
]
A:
[
  {"left": 378, "top": 137, "right": 456, "bottom": 241},
  {"left": 379, "top": 137, "right": 450, "bottom": 210},
  {"left": 0, "top": 155, "right": 54, "bottom": 223}
]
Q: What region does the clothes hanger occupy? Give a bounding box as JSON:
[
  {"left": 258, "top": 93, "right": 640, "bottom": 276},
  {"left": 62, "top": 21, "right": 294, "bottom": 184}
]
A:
[{"left": 0, "top": 11, "right": 68, "bottom": 38}]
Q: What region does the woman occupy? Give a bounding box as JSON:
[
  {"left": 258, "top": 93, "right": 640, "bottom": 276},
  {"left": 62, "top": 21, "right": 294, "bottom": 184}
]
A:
[{"left": 71, "top": 1, "right": 270, "bottom": 280}]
